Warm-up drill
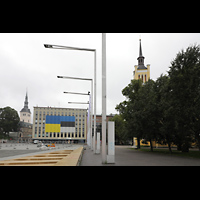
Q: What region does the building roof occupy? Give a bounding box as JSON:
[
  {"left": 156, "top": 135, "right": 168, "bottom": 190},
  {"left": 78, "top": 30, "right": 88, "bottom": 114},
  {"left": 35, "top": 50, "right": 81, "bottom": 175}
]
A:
[
  {"left": 33, "top": 106, "right": 87, "bottom": 111},
  {"left": 137, "top": 65, "right": 147, "bottom": 70},
  {"left": 19, "top": 121, "right": 33, "bottom": 127}
]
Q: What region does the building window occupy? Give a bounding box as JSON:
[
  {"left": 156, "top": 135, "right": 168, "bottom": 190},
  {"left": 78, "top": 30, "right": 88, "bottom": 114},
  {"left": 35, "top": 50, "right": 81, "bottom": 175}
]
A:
[
  {"left": 138, "top": 75, "right": 140, "bottom": 79},
  {"left": 145, "top": 74, "right": 147, "bottom": 82}
]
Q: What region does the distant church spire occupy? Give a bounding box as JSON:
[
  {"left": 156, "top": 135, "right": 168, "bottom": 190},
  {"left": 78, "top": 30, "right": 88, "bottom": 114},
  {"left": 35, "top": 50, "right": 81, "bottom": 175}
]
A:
[
  {"left": 20, "top": 90, "right": 31, "bottom": 114},
  {"left": 24, "top": 91, "right": 28, "bottom": 109},
  {"left": 137, "top": 38, "right": 147, "bottom": 70},
  {"left": 139, "top": 39, "right": 143, "bottom": 57}
]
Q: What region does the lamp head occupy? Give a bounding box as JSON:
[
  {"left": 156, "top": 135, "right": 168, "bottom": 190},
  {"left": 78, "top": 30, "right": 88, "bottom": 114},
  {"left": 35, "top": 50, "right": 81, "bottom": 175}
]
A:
[{"left": 44, "top": 44, "right": 53, "bottom": 48}]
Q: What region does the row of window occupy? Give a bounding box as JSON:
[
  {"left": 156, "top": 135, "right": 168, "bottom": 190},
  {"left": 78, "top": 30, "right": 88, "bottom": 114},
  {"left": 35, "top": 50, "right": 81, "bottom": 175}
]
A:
[
  {"left": 35, "top": 132, "right": 85, "bottom": 138},
  {"left": 138, "top": 74, "right": 147, "bottom": 82},
  {"left": 23, "top": 113, "right": 31, "bottom": 117},
  {"left": 35, "top": 110, "right": 86, "bottom": 117},
  {"left": 35, "top": 127, "right": 85, "bottom": 132},
  {"left": 35, "top": 118, "right": 85, "bottom": 123}
]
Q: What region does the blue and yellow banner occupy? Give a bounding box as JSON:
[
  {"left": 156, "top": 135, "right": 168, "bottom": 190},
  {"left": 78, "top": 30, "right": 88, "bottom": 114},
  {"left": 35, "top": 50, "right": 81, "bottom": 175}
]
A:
[{"left": 45, "top": 115, "right": 75, "bottom": 133}]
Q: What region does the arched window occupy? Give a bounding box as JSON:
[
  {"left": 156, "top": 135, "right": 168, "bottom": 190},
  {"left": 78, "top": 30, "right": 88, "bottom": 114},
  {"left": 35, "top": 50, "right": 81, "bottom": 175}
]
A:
[
  {"left": 145, "top": 74, "right": 147, "bottom": 82},
  {"left": 138, "top": 75, "right": 140, "bottom": 79},
  {"left": 142, "top": 75, "right": 143, "bottom": 82}
]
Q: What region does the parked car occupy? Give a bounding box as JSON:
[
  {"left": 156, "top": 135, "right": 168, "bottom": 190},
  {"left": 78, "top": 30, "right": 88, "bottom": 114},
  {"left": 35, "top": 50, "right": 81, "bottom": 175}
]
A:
[{"left": 34, "top": 140, "right": 39, "bottom": 144}]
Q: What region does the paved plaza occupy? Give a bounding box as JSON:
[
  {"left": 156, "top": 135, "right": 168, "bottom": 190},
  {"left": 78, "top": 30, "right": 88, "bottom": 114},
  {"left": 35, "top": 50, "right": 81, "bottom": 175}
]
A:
[
  {"left": 1, "top": 143, "right": 200, "bottom": 166},
  {"left": 80, "top": 145, "right": 200, "bottom": 166},
  {"left": 0, "top": 142, "right": 82, "bottom": 161}
]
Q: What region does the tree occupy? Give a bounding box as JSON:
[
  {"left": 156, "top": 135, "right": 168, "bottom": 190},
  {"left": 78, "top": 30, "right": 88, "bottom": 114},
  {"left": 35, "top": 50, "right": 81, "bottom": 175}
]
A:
[
  {"left": 0, "top": 106, "right": 20, "bottom": 137},
  {"left": 116, "top": 44, "right": 200, "bottom": 153},
  {"left": 137, "top": 79, "right": 159, "bottom": 151},
  {"left": 168, "top": 44, "right": 200, "bottom": 152},
  {"left": 109, "top": 114, "right": 128, "bottom": 145},
  {"left": 155, "top": 75, "right": 176, "bottom": 153},
  {"left": 116, "top": 79, "right": 143, "bottom": 148}
]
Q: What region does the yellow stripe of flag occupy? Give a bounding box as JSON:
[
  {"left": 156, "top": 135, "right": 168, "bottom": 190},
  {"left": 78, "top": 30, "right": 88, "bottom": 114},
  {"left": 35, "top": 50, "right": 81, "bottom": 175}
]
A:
[{"left": 45, "top": 124, "right": 60, "bottom": 132}]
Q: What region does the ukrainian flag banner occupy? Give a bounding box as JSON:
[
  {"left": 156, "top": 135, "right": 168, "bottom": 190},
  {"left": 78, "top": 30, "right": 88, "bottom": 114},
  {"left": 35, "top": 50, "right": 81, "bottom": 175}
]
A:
[{"left": 45, "top": 115, "right": 75, "bottom": 133}]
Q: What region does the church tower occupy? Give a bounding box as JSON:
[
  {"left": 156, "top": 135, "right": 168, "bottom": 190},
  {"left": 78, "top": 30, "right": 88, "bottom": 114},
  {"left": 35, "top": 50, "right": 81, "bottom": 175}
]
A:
[
  {"left": 20, "top": 91, "right": 31, "bottom": 123},
  {"left": 133, "top": 39, "right": 150, "bottom": 83}
]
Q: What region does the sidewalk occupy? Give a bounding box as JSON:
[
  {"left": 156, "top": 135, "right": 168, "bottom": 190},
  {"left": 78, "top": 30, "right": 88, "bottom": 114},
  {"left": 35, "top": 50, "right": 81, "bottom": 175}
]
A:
[{"left": 80, "top": 145, "right": 200, "bottom": 166}]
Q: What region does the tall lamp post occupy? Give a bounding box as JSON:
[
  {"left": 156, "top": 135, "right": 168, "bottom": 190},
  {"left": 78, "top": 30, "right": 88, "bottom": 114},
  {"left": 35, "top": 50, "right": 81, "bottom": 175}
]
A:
[
  {"left": 57, "top": 76, "right": 94, "bottom": 150},
  {"left": 65, "top": 91, "right": 91, "bottom": 147},
  {"left": 44, "top": 44, "right": 97, "bottom": 153},
  {"left": 102, "top": 33, "right": 107, "bottom": 163}
]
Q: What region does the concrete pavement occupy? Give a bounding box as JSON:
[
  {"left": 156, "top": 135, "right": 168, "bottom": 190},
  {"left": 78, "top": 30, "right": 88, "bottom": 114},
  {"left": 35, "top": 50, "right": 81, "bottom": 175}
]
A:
[
  {"left": 80, "top": 145, "right": 200, "bottom": 166},
  {"left": 0, "top": 147, "right": 83, "bottom": 166},
  {"left": 0, "top": 143, "right": 83, "bottom": 161}
]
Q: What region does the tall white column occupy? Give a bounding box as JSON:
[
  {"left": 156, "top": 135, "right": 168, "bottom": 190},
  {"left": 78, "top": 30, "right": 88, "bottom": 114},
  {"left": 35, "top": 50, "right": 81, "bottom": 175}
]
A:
[
  {"left": 96, "top": 132, "right": 100, "bottom": 154},
  {"left": 90, "top": 81, "right": 93, "bottom": 150},
  {"left": 107, "top": 121, "right": 115, "bottom": 163},
  {"left": 102, "top": 33, "right": 107, "bottom": 163},
  {"left": 94, "top": 50, "right": 97, "bottom": 154}
]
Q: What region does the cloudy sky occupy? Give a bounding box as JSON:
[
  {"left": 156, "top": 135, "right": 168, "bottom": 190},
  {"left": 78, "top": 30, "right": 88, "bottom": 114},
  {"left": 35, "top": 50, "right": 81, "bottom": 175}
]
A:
[{"left": 0, "top": 33, "right": 200, "bottom": 121}]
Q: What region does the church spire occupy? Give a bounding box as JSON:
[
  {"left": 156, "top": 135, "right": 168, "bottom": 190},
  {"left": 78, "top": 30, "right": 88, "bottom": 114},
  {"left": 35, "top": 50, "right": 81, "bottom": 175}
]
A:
[
  {"left": 137, "top": 38, "right": 147, "bottom": 70},
  {"left": 20, "top": 90, "right": 31, "bottom": 114},
  {"left": 139, "top": 39, "right": 143, "bottom": 57},
  {"left": 24, "top": 91, "right": 28, "bottom": 109}
]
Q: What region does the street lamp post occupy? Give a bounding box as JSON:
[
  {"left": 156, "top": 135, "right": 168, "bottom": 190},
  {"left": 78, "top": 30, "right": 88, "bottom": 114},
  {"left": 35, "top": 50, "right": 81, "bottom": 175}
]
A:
[
  {"left": 57, "top": 76, "right": 93, "bottom": 150},
  {"left": 102, "top": 33, "right": 107, "bottom": 163},
  {"left": 44, "top": 44, "right": 97, "bottom": 153},
  {"left": 67, "top": 100, "right": 90, "bottom": 147},
  {"left": 64, "top": 91, "right": 90, "bottom": 96},
  {"left": 64, "top": 91, "right": 91, "bottom": 147},
  {"left": 68, "top": 101, "right": 89, "bottom": 104}
]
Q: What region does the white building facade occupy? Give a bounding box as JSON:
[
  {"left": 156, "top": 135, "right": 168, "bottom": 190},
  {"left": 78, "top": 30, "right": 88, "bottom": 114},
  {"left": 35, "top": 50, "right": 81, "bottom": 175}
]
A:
[{"left": 32, "top": 106, "right": 87, "bottom": 143}]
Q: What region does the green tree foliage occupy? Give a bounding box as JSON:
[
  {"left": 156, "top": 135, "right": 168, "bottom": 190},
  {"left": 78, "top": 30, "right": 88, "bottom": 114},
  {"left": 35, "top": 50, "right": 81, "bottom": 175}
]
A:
[
  {"left": 137, "top": 79, "right": 159, "bottom": 151},
  {"left": 116, "top": 44, "right": 200, "bottom": 153},
  {"left": 168, "top": 44, "right": 200, "bottom": 152},
  {"left": 116, "top": 79, "right": 143, "bottom": 148},
  {"left": 155, "top": 75, "right": 176, "bottom": 153},
  {"left": 0, "top": 106, "right": 20, "bottom": 137},
  {"left": 109, "top": 114, "right": 129, "bottom": 144}
]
